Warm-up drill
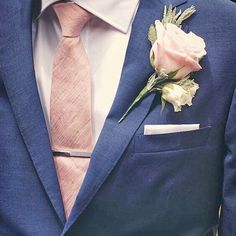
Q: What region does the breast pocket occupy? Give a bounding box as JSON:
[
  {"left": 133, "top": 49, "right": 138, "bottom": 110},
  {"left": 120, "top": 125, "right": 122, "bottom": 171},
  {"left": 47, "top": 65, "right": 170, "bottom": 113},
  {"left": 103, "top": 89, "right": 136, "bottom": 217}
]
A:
[{"left": 134, "top": 126, "right": 212, "bottom": 153}]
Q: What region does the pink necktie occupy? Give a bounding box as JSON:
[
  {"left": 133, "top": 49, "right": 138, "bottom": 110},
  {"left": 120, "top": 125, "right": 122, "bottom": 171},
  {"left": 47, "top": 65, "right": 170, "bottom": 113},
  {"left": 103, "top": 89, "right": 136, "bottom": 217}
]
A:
[{"left": 50, "top": 2, "right": 93, "bottom": 219}]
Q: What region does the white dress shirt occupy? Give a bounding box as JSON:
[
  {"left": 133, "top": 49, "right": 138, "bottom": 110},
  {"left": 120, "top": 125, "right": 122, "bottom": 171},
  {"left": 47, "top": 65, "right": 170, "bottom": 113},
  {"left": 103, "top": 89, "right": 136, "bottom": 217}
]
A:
[{"left": 32, "top": 0, "right": 139, "bottom": 146}]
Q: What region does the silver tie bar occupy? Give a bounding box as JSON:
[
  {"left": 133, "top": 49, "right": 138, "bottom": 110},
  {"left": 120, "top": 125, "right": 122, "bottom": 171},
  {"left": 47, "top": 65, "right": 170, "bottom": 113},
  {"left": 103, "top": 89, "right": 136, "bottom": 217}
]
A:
[{"left": 52, "top": 150, "right": 91, "bottom": 158}]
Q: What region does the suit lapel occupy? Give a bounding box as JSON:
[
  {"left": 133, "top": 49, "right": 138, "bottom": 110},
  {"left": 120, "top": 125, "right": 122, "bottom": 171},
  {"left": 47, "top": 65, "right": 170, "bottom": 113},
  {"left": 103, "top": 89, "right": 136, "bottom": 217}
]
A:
[
  {"left": 0, "top": 1, "right": 65, "bottom": 224},
  {"left": 63, "top": 0, "right": 188, "bottom": 233}
]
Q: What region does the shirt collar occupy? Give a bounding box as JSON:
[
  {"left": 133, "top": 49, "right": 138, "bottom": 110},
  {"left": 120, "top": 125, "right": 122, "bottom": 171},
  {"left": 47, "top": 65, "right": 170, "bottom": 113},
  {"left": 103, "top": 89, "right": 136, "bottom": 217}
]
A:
[{"left": 38, "top": 0, "right": 139, "bottom": 33}]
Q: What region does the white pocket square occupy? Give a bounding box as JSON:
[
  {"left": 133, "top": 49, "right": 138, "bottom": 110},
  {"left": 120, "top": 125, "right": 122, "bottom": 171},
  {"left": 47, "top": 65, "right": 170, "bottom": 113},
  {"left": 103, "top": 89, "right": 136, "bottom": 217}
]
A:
[{"left": 144, "top": 124, "right": 200, "bottom": 135}]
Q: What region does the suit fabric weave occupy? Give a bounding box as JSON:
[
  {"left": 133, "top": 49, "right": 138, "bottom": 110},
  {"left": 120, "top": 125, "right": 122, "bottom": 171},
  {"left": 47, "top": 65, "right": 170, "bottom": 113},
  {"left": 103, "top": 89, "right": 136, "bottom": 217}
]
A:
[{"left": 0, "top": 0, "right": 236, "bottom": 235}]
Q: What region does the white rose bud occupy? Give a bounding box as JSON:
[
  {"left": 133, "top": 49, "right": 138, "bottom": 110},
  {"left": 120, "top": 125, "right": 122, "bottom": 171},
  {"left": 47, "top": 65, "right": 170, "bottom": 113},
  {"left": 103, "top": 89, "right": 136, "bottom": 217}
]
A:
[{"left": 162, "top": 83, "right": 198, "bottom": 112}]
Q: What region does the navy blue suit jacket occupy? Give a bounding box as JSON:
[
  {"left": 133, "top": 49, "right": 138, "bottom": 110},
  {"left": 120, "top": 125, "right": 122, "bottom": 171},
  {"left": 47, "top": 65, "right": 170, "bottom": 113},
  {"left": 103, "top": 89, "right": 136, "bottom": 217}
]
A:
[{"left": 1, "top": 0, "right": 236, "bottom": 235}]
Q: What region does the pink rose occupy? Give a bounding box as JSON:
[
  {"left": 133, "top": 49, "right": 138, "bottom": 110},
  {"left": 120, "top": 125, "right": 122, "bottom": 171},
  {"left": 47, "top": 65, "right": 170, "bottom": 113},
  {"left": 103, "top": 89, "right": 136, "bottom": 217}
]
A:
[{"left": 150, "top": 20, "right": 206, "bottom": 79}]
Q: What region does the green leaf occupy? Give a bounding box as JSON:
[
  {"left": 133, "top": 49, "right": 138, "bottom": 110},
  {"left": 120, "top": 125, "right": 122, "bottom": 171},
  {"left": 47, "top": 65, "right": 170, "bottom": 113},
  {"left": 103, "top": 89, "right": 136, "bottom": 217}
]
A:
[
  {"left": 175, "top": 5, "right": 196, "bottom": 27},
  {"left": 147, "top": 73, "right": 158, "bottom": 90},
  {"left": 168, "top": 68, "right": 182, "bottom": 79},
  {"left": 161, "top": 4, "right": 196, "bottom": 28},
  {"left": 148, "top": 24, "right": 157, "bottom": 45},
  {"left": 150, "top": 50, "right": 155, "bottom": 68},
  {"left": 172, "top": 7, "right": 176, "bottom": 18},
  {"left": 176, "top": 75, "right": 191, "bottom": 86},
  {"left": 168, "top": 70, "right": 178, "bottom": 79},
  {"left": 173, "top": 10, "right": 182, "bottom": 23},
  {"left": 118, "top": 73, "right": 157, "bottom": 123},
  {"left": 165, "top": 4, "right": 173, "bottom": 25},
  {"left": 163, "top": 5, "right": 167, "bottom": 22},
  {"left": 118, "top": 86, "right": 149, "bottom": 123},
  {"left": 161, "top": 97, "right": 166, "bottom": 113},
  {"left": 172, "top": 9, "right": 182, "bottom": 26}
]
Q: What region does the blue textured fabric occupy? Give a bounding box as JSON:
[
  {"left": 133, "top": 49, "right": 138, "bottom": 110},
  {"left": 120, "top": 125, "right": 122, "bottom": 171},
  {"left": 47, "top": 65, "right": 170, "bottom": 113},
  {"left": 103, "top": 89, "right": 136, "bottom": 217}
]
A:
[{"left": 0, "top": 0, "right": 236, "bottom": 235}]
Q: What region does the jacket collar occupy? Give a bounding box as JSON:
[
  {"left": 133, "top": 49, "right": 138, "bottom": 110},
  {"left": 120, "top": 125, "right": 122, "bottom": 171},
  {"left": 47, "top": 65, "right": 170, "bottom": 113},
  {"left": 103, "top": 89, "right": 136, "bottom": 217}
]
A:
[{"left": 37, "top": 0, "right": 139, "bottom": 33}]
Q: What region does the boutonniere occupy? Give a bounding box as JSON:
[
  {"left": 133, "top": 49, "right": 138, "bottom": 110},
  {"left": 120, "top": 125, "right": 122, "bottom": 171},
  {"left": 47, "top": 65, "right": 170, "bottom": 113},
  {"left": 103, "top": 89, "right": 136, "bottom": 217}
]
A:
[{"left": 119, "top": 5, "right": 206, "bottom": 123}]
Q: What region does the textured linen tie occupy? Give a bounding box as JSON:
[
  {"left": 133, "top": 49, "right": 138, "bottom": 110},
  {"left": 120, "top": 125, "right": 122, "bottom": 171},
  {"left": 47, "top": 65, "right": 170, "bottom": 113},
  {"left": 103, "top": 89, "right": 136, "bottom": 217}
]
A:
[{"left": 50, "top": 2, "right": 93, "bottom": 218}]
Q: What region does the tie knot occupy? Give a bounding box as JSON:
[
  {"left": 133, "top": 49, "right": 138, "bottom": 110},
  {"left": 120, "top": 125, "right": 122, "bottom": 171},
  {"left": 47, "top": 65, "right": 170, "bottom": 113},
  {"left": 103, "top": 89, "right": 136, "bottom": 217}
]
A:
[{"left": 53, "top": 3, "right": 92, "bottom": 37}]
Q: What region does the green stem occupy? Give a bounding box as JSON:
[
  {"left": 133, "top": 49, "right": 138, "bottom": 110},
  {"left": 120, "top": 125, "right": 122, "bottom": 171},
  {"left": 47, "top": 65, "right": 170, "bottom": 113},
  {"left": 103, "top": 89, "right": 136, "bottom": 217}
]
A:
[
  {"left": 118, "top": 72, "right": 170, "bottom": 123},
  {"left": 118, "top": 86, "right": 149, "bottom": 123}
]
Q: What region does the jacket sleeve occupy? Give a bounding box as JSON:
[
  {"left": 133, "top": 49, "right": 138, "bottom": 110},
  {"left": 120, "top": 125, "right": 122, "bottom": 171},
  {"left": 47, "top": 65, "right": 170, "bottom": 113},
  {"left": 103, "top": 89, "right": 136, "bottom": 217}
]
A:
[{"left": 219, "top": 86, "right": 236, "bottom": 235}]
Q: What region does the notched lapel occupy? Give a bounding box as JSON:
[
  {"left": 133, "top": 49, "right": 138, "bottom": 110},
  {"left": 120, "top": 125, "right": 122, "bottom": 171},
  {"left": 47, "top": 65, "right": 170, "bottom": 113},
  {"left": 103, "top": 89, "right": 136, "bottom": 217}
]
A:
[{"left": 0, "top": 1, "right": 65, "bottom": 224}]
